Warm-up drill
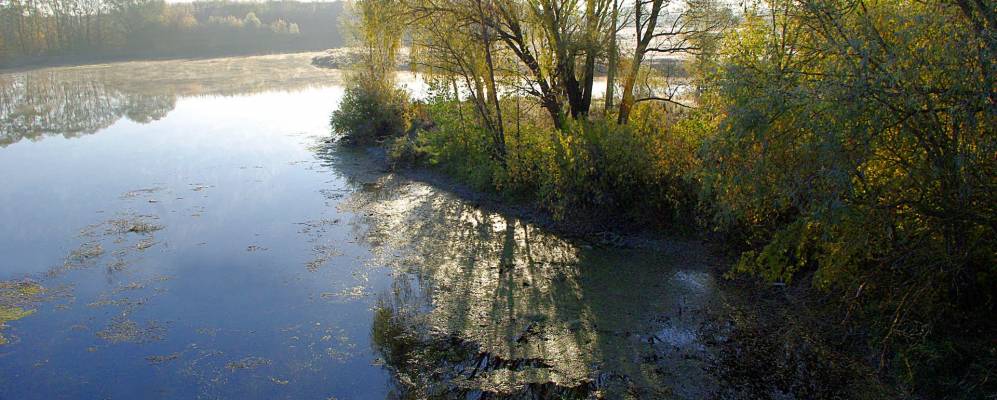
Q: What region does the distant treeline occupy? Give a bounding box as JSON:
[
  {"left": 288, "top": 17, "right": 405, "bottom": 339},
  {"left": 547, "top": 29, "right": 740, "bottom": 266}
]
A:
[{"left": 0, "top": 0, "right": 345, "bottom": 68}]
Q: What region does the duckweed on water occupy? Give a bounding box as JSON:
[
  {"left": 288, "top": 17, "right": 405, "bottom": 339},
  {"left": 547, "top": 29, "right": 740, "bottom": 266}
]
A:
[
  {"left": 96, "top": 317, "right": 165, "bottom": 344},
  {"left": 269, "top": 376, "right": 290, "bottom": 385},
  {"left": 225, "top": 356, "right": 272, "bottom": 371},
  {"left": 145, "top": 353, "right": 181, "bottom": 365},
  {"left": 67, "top": 242, "right": 104, "bottom": 263},
  {"left": 0, "top": 308, "right": 34, "bottom": 345},
  {"left": 0, "top": 281, "right": 45, "bottom": 345},
  {"left": 120, "top": 187, "right": 164, "bottom": 200},
  {"left": 106, "top": 217, "right": 163, "bottom": 234},
  {"left": 189, "top": 183, "right": 213, "bottom": 192},
  {"left": 304, "top": 244, "right": 343, "bottom": 272},
  {"left": 136, "top": 239, "right": 158, "bottom": 251},
  {"left": 51, "top": 214, "right": 167, "bottom": 278}
]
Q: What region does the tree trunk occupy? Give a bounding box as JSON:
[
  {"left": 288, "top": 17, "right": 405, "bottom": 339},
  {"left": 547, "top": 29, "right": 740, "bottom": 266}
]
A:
[
  {"left": 476, "top": 0, "right": 506, "bottom": 161},
  {"left": 563, "top": 69, "right": 585, "bottom": 119},
  {"left": 578, "top": 0, "right": 599, "bottom": 116},
  {"left": 618, "top": 0, "right": 664, "bottom": 124},
  {"left": 617, "top": 57, "right": 642, "bottom": 124},
  {"left": 604, "top": 0, "right": 618, "bottom": 110},
  {"left": 542, "top": 92, "right": 564, "bottom": 129}
]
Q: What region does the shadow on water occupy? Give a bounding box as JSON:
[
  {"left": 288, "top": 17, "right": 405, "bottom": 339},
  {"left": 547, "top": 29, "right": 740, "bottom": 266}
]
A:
[
  {"left": 318, "top": 145, "right": 889, "bottom": 400},
  {"left": 316, "top": 144, "right": 727, "bottom": 399}
]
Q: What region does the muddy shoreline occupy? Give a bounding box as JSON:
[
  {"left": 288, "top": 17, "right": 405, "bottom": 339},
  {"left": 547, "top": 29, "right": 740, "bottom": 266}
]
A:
[{"left": 359, "top": 145, "right": 708, "bottom": 252}]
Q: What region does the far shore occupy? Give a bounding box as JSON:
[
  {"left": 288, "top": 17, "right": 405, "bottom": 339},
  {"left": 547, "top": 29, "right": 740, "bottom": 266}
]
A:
[{"left": 0, "top": 49, "right": 333, "bottom": 74}]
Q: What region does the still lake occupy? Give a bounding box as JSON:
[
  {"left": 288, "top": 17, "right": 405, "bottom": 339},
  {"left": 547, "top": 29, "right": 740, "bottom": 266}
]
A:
[{"left": 0, "top": 53, "right": 723, "bottom": 399}]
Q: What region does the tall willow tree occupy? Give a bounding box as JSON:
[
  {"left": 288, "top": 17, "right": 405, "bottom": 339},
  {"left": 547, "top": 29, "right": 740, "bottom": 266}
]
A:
[
  {"left": 396, "top": 0, "right": 724, "bottom": 127},
  {"left": 402, "top": 0, "right": 509, "bottom": 159},
  {"left": 401, "top": 0, "right": 618, "bottom": 128},
  {"left": 348, "top": 0, "right": 403, "bottom": 87},
  {"left": 330, "top": 0, "right": 409, "bottom": 143}
]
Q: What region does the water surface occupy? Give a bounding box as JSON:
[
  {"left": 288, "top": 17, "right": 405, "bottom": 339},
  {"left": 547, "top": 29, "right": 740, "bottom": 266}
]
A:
[{"left": 0, "top": 54, "right": 722, "bottom": 399}]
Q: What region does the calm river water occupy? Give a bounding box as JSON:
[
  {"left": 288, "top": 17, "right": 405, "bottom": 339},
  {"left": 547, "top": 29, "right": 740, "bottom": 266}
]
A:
[{"left": 0, "top": 54, "right": 725, "bottom": 399}]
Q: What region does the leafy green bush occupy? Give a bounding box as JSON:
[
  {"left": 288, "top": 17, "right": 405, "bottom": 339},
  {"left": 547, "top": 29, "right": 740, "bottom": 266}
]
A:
[
  {"left": 532, "top": 114, "right": 697, "bottom": 227},
  {"left": 330, "top": 78, "right": 409, "bottom": 145},
  {"left": 399, "top": 96, "right": 701, "bottom": 230},
  {"left": 404, "top": 97, "right": 505, "bottom": 190}
]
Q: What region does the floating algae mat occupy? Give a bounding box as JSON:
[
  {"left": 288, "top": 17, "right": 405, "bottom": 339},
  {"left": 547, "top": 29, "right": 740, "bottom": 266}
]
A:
[{"left": 0, "top": 281, "right": 45, "bottom": 345}]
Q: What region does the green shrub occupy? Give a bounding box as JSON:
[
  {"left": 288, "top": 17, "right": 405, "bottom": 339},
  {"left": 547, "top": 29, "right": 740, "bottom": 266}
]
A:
[
  {"left": 402, "top": 97, "right": 701, "bottom": 230},
  {"left": 410, "top": 98, "right": 504, "bottom": 190},
  {"left": 330, "top": 78, "right": 409, "bottom": 145}
]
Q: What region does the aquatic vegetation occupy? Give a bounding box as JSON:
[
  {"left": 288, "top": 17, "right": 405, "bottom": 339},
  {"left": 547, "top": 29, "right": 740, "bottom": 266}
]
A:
[
  {"left": 318, "top": 286, "right": 369, "bottom": 304},
  {"left": 86, "top": 296, "right": 148, "bottom": 310},
  {"left": 96, "top": 317, "right": 165, "bottom": 344},
  {"left": 304, "top": 244, "right": 343, "bottom": 272},
  {"left": 0, "top": 281, "right": 45, "bottom": 345},
  {"left": 50, "top": 213, "right": 168, "bottom": 279},
  {"left": 269, "top": 376, "right": 290, "bottom": 385},
  {"left": 275, "top": 322, "right": 359, "bottom": 373},
  {"left": 189, "top": 183, "right": 214, "bottom": 192},
  {"left": 67, "top": 242, "right": 105, "bottom": 264},
  {"left": 106, "top": 217, "right": 163, "bottom": 235},
  {"left": 297, "top": 218, "right": 350, "bottom": 272},
  {"left": 107, "top": 258, "right": 129, "bottom": 272},
  {"left": 85, "top": 276, "right": 172, "bottom": 324},
  {"left": 120, "top": 187, "right": 164, "bottom": 200},
  {"left": 296, "top": 219, "right": 342, "bottom": 238},
  {"left": 225, "top": 356, "right": 272, "bottom": 371},
  {"left": 145, "top": 353, "right": 181, "bottom": 365},
  {"left": 136, "top": 239, "right": 158, "bottom": 251},
  {"left": 0, "top": 307, "right": 34, "bottom": 345}
]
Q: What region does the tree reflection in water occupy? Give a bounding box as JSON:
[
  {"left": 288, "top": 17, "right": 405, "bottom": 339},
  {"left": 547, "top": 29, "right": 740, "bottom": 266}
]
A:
[
  {"left": 0, "top": 72, "right": 176, "bottom": 145},
  {"left": 0, "top": 53, "right": 343, "bottom": 147},
  {"left": 320, "top": 146, "right": 723, "bottom": 398}
]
